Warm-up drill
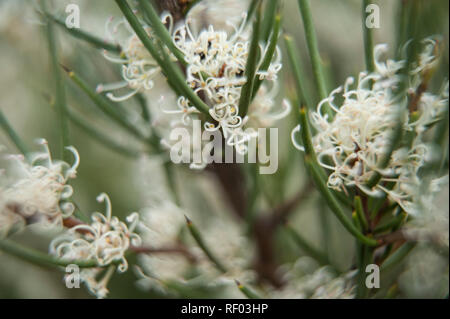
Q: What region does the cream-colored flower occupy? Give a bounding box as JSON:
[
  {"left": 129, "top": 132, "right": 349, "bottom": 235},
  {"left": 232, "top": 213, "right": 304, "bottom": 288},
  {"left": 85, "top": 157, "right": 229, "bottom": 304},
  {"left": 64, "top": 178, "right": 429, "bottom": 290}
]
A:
[{"left": 0, "top": 139, "right": 79, "bottom": 236}]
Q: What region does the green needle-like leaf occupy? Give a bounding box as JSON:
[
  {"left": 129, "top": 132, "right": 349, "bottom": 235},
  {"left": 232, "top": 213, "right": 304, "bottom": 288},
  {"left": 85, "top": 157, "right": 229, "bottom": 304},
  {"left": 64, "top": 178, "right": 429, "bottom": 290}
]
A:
[
  {"left": 0, "top": 239, "right": 99, "bottom": 269},
  {"left": 354, "top": 196, "right": 369, "bottom": 232},
  {"left": 67, "top": 108, "right": 142, "bottom": 158},
  {"left": 284, "top": 35, "right": 309, "bottom": 108},
  {"left": 297, "top": 0, "right": 333, "bottom": 119},
  {"left": 239, "top": 3, "right": 262, "bottom": 117},
  {"left": 45, "top": 13, "right": 121, "bottom": 53},
  {"left": 185, "top": 216, "right": 228, "bottom": 273},
  {"left": 115, "top": 0, "right": 210, "bottom": 115},
  {"left": 138, "top": 0, "right": 186, "bottom": 64},
  {"left": 260, "top": 0, "right": 278, "bottom": 43},
  {"left": 252, "top": 14, "right": 281, "bottom": 98},
  {"left": 305, "top": 157, "right": 377, "bottom": 246},
  {"left": 362, "top": 0, "right": 375, "bottom": 73},
  {"left": 41, "top": 2, "right": 70, "bottom": 162},
  {"left": 0, "top": 109, "right": 29, "bottom": 156},
  {"left": 64, "top": 67, "right": 148, "bottom": 141},
  {"left": 381, "top": 242, "right": 416, "bottom": 272},
  {"left": 235, "top": 280, "right": 262, "bottom": 299}
]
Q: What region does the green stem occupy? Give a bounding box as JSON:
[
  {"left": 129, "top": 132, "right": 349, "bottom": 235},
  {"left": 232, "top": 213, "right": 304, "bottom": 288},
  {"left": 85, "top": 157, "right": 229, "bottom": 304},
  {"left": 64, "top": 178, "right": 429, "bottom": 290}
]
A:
[
  {"left": 305, "top": 158, "right": 377, "bottom": 246},
  {"left": 138, "top": 0, "right": 186, "bottom": 63},
  {"left": 0, "top": 109, "right": 29, "bottom": 156},
  {"left": 362, "top": 0, "right": 375, "bottom": 73},
  {"left": 185, "top": 216, "right": 228, "bottom": 273},
  {"left": 381, "top": 242, "right": 416, "bottom": 272},
  {"left": 239, "top": 3, "right": 262, "bottom": 117},
  {"left": 0, "top": 239, "right": 98, "bottom": 269},
  {"left": 235, "top": 280, "right": 262, "bottom": 299},
  {"left": 42, "top": 2, "right": 70, "bottom": 162},
  {"left": 260, "top": 0, "right": 278, "bottom": 43},
  {"left": 284, "top": 35, "right": 309, "bottom": 108},
  {"left": 354, "top": 196, "right": 369, "bottom": 232},
  {"left": 46, "top": 13, "right": 121, "bottom": 53},
  {"left": 67, "top": 108, "right": 141, "bottom": 158},
  {"left": 356, "top": 245, "right": 373, "bottom": 298},
  {"left": 252, "top": 14, "right": 281, "bottom": 98},
  {"left": 297, "top": 0, "right": 332, "bottom": 119},
  {"left": 65, "top": 68, "right": 148, "bottom": 141},
  {"left": 374, "top": 210, "right": 406, "bottom": 234}
]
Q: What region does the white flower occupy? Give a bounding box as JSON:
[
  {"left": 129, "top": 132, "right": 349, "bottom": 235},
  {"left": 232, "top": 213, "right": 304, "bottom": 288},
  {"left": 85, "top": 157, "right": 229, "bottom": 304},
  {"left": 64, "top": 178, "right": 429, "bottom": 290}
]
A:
[
  {"left": 0, "top": 139, "right": 79, "bottom": 236},
  {"left": 50, "top": 193, "right": 141, "bottom": 272},
  {"left": 50, "top": 193, "right": 141, "bottom": 298},
  {"left": 170, "top": 14, "right": 285, "bottom": 153},
  {"left": 291, "top": 42, "right": 448, "bottom": 214},
  {"left": 403, "top": 175, "right": 449, "bottom": 247}
]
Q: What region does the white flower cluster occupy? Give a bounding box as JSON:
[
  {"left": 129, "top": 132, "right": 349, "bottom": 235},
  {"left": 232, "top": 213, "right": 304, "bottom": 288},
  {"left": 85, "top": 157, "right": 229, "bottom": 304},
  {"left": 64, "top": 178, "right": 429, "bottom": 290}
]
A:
[
  {"left": 170, "top": 15, "right": 285, "bottom": 152},
  {"left": 99, "top": 9, "right": 289, "bottom": 164},
  {"left": 292, "top": 40, "right": 448, "bottom": 216},
  {"left": 50, "top": 193, "right": 141, "bottom": 298},
  {"left": 0, "top": 139, "right": 79, "bottom": 237}
]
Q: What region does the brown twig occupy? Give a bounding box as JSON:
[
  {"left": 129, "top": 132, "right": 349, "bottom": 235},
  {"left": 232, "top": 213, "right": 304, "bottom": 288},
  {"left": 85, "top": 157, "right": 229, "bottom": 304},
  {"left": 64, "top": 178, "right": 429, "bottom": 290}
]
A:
[{"left": 376, "top": 230, "right": 407, "bottom": 246}]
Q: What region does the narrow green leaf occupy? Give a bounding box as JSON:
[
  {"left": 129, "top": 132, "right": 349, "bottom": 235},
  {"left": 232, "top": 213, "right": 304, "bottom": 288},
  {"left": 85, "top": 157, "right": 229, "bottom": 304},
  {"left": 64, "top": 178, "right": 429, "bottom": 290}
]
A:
[
  {"left": 354, "top": 196, "right": 369, "bottom": 232},
  {"left": 246, "top": 0, "right": 261, "bottom": 26},
  {"left": 67, "top": 108, "right": 142, "bottom": 158},
  {"left": 297, "top": 0, "right": 333, "bottom": 119},
  {"left": 374, "top": 210, "right": 407, "bottom": 234},
  {"left": 238, "top": 3, "right": 262, "bottom": 117},
  {"left": 260, "top": 0, "right": 278, "bottom": 43},
  {"left": 235, "top": 280, "right": 262, "bottom": 299},
  {"left": 46, "top": 13, "right": 121, "bottom": 53},
  {"left": 115, "top": 0, "right": 210, "bottom": 115},
  {"left": 138, "top": 0, "right": 186, "bottom": 63},
  {"left": 41, "top": 2, "right": 70, "bottom": 161},
  {"left": 305, "top": 157, "right": 377, "bottom": 246},
  {"left": 252, "top": 14, "right": 281, "bottom": 98},
  {"left": 0, "top": 109, "right": 29, "bottom": 156},
  {"left": 64, "top": 67, "right": 148, "bottom": 141},
  {"left": 362, "top": 0, "right": 375, "bottom": 73},
  {"left": 0, "top": 239, "right": 99, "bottom": 269},
  {"left": 381, "top": 242, "right": 416, "bottom": 272},
  {"left": 185, "top": 216, "right": 228, "bottom": 273},
  {"left": 284, "top": 35, "right": 309, "bottom": 108}
]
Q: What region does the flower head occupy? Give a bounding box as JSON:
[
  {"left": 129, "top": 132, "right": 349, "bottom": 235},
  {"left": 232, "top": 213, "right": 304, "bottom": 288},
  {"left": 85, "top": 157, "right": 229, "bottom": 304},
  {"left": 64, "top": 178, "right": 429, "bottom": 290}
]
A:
[
  {"left": 50, "top": 193, "right": 141, "bottom": 272},
  {"left": 292, "top": 41, "right": 448, "bottom": 215},
  {"left": 0, "top": 139, "right": 79, "bottom": 236}
]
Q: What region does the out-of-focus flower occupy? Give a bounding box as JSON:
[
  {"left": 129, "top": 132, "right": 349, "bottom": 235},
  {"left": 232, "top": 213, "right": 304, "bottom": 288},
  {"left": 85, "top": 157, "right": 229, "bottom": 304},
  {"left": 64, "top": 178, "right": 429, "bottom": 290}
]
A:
[
  {"left": 398, "top": 245, "right": 449, "bottom": 298},
  {"left": 403, "top": 175, "right": 449, "bottom": 247},
  {"left": 0, "top": 139, "right": 79, "bottom": 236},
  {"left": 97, "top": 13, "right": 174, "bottom": 101},
  {"left": 270, "top": 257, "right": 356, "bottom": 299}
]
